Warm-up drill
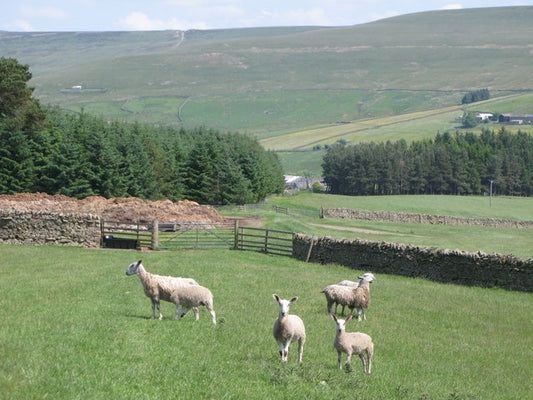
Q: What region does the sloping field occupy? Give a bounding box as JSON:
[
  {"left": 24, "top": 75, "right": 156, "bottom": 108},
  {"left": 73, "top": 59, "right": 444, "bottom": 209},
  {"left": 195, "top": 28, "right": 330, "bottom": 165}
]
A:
[{"left": 260, "top": 105, "right": 464, "bottom": 151}]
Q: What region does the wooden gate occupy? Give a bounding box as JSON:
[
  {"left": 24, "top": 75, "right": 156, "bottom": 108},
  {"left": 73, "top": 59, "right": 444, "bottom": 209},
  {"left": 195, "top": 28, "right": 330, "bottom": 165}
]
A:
[
  {"left": 101, "top": 220, "right": 152, "bottom": 249},
  {"left": 235, "top": 226, "right": 294, "bottom": 256}
]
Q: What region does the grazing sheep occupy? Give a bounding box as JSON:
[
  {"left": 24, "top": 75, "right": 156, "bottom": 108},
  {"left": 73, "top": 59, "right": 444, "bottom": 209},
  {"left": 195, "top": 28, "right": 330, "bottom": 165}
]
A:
[
  {"left": 171, "top": 284, "right": 217, "bottom": 324},
  {"left": 331, "top": 314, "right": 373, "bottom": 373},
  {"left": 272, "top": 294, "right": 306, "bottom": 363},
  {"left": 125, "top": 260, "right": 199, "bottom": 320},
  {"left": 322, "top": 273, "right": 375, "bottom": 320}
]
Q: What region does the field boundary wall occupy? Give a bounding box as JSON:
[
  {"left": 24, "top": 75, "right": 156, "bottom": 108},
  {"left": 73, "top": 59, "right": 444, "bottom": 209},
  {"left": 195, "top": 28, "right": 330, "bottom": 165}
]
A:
[
  {"left": 293, "top": 234, "right": 532, "bottom": 292},
  {"left": 0, "top": 209, "right": 101, "bottom": 248},
  {"left": 321, "top": 208, "right": 533, "bottom": 228}
]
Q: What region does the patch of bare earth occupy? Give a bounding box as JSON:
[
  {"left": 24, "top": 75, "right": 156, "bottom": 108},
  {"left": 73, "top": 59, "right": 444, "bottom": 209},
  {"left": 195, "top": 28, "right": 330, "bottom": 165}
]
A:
[{"left": 0, "top": 193, "right": 226, "bottom": 224}]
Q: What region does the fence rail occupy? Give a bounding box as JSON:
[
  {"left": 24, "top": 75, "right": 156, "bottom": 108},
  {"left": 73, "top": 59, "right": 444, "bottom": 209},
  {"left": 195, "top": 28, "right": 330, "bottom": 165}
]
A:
[
  {"left": 235, "top": 226, "right": 294, "bottom": 256},
  {"left": 101, "top": 220, "right": 152, "bottom": 249},
  {"left": 101, "top": 220, "right": 295, "bottom": 256}
]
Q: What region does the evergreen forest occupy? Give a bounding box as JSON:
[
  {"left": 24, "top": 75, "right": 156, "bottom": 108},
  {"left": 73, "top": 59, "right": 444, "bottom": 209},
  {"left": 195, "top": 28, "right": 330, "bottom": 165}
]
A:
[
  {"left": 322, "top": 130, "right": 533, "bottom": 196},
  {"left": 0, "top": 57, "right": 285, "bottom": 204}
]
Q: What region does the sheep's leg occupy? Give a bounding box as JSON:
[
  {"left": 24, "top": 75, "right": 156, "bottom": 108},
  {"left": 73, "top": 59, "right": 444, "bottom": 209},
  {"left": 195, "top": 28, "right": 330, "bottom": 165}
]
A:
[
  {"left": 337, "top": 350, "right": 343, "bottom": 369},
  {"left": 346, "top": 352, "right": 352, "bottom": 367},
  {"left": 174, "top": 307, "right": 189, "bottom": 320},
  {"left": 356, "top": 308, "right": 363, "bottom": 321},
  {"left": 206, "top": 303, "right": 216, "bottom": 324},
  {"left": 278, "top": 340, "right": 289, "bottom": 362},
  {"left": 367, "top": 349, "right": 373, "bottom": 374},
  {"left": 152, "top": 300, "right": 162, "bottom": 320},
  {"left": 359, "top": 353, "right": 367, "bottom": 374},
  {"left": 341, "top": 304, "right": 346, "bottom": 316},
  {"left": 192, "top": 307, "right": 199, "bottom": 321},
  {"left": 297, "top": 338, "right": 304, "bottom": 363}
]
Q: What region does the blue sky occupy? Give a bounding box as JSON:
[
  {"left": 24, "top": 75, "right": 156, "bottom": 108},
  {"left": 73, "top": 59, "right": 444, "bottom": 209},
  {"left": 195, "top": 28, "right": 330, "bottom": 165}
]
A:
[{"left": 1, "top": 1, "right": 531, "bottom": 32}]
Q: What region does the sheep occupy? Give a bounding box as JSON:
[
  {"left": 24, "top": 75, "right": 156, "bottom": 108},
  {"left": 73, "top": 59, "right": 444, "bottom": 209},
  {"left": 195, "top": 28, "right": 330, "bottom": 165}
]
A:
[
  {"left": 337, "top": 272, "right": 375, "bottom": 288},
  {"left": 125, "top": 260, "right": 199, "bottom": 320},
  {"left": 321, "top": 273, "right": 375, "bottom": 320},
  {"left": 331, "top": 272, "right": 375, "bottom": 314},
  {"left": 331, "top": 314, "right": 373, "bottom": 373},
  {"left": 272, "top": 294, "right": 306, "bottom": 363},
  {"left": 171, "top": 284, "right": 217, "bottom": 324}
]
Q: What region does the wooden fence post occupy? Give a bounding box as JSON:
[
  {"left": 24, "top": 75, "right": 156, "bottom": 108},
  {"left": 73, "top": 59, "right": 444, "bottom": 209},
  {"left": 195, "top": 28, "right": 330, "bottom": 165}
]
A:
[
  {"left": 233, "top": 219, "right": 239, "bottom": 249},
  {"left": 152, "top": 220, "right": 158, "bottom": 250},
  {"left": 305, "top": 236, "right": 316, "bottom": 262}
]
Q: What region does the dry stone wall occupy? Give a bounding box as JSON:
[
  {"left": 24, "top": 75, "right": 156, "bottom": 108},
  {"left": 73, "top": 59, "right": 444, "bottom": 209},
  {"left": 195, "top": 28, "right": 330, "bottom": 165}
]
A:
[
  {"left": 321, "top": 208, "right": 533, "bottom": 229},
  {"left": 0, "top": 209, "right": 101, "bottom": 248},
  {"left": 293, "top": 234, "right": 532, "bottom": 292}
]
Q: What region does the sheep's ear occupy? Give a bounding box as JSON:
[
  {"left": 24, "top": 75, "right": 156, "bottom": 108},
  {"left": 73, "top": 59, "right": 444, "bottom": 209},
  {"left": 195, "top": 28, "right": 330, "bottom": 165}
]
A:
[
  {"left": 289, "top": 296, "right": 299, "bottom": 304},
  {"left": 345, "top": 314, "right": 353, "bottom": 322},
  {"left": 330, "top": 313, "right": 337, "bottom": 321},
  {"left": 137, "top": 260, "right": 142, "bottom": 265},
  {"left": 273, "top": 294, "right": 280, "bottom": 302}
]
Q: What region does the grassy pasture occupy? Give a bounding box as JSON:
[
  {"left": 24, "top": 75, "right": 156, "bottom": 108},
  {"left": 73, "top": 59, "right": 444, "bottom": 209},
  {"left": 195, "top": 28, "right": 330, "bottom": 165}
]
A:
[
  {"left": 1, "top": 245, "right": 531, "bottom": 399},
  {"left": 224, "top": 193, "right": 533, "bottom": 258},
  {"left": 270, "top": 94, "right": 533, "bottom": 176}
]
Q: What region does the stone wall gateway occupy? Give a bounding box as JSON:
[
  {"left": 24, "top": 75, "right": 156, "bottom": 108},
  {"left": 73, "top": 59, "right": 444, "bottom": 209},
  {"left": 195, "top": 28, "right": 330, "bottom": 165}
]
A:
[
  {"left": 0, "top": 209, "right": 101, "bottom": 248},
  {"left": 293, "top": 234, "right": 533, "bottom": 292}
]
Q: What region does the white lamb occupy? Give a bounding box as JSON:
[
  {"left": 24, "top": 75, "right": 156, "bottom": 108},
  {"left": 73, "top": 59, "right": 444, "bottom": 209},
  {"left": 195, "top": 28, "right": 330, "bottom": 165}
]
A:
[
  {"left": 331, "top": 314, "right": 374, "bottom": 373},
  {"left": 171, "top": 284, "right": 217, "bottom": 324},
  {"left": 322, "top": 273, "right": 375, "bottom": 320},
  {"left": 125, "top": 260, "right": 199, "bottom": 320},
  {"left": 272, "top": 294, "right": 306, "bottom": 363}
]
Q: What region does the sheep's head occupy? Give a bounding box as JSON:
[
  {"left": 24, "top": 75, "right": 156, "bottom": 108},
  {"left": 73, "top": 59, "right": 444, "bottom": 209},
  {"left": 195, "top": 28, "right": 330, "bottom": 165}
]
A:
[
  {"left": 331, "top": 313, "right": 353, "bottom": 332},
  {"left": 273, "top": 294, "right": 298, "bottom": 317},
  {"left": 125, "top": 260, "right": 142, "bottom": 276},
  {"left": 358, "top": 272, "right": 376, "bottom": 284}
]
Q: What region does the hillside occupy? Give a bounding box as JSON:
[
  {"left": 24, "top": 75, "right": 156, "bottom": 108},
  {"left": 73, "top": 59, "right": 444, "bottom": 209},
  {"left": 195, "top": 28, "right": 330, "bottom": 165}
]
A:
[{"left": 2, "top": 6, "right": 533, "bottom": 175}]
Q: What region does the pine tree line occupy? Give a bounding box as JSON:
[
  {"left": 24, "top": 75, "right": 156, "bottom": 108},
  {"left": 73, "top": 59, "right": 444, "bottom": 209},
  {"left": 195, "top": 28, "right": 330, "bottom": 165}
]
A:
[
  {"left": 322, "top": 130, "right": 533, "bottom": 196},
  {"left": 0, "top": 106, "right": 285, "bottom": 204}
]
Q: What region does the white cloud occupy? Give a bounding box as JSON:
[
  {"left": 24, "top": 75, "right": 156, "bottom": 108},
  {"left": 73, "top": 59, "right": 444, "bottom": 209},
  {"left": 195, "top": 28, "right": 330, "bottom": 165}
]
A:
[
  {"left": 115, "top": 11, "right": 210, "bottom": 31},
  {"left": 3, "top": 19, "right": 36, "bottom": 32},
  {"left": 441, "top": 4, "right": 464, "bottom": 10}
]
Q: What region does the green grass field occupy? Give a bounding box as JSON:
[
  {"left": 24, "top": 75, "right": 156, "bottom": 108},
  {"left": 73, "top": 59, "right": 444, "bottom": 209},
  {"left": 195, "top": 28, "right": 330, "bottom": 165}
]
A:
[
  {"left": 222, "top": 193, "right": 533, "bottom": 258},
  {"left": 1, "top": 245, "right": 531, "bottom": 399}
]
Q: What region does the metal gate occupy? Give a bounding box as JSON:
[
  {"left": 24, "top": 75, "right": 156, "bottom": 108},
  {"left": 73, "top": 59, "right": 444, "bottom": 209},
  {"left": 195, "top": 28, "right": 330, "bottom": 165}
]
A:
[{"left": 157, "top": 222, "right": 236, "bottom": 250}]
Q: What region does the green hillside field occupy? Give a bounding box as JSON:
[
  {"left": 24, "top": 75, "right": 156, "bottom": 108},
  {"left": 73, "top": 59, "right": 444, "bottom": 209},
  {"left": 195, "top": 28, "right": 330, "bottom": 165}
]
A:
[{"left": 1, "top": 6, "right": 533, "bottom": 176}]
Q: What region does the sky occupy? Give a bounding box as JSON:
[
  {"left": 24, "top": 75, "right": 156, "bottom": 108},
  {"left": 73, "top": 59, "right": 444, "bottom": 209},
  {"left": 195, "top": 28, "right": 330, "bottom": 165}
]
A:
[{"left": 1, "top": 1, "right": 531, "bottom": 32}]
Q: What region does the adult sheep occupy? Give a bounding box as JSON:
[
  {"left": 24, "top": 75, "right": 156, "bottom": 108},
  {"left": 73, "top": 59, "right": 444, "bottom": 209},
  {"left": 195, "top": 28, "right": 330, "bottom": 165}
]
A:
[
  {"left": 125, "top": 260, "right": 199, "bottom": 320},
  {"left": 322, "top": 273, "right": 376, "bottom": 320}
]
